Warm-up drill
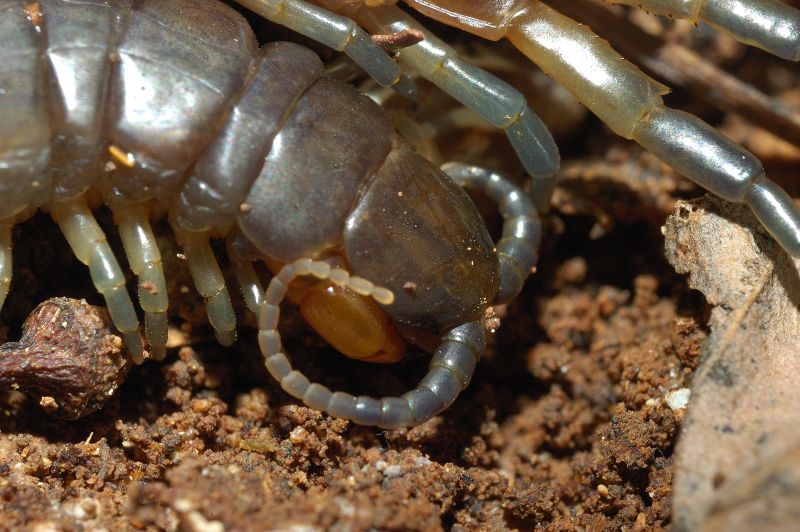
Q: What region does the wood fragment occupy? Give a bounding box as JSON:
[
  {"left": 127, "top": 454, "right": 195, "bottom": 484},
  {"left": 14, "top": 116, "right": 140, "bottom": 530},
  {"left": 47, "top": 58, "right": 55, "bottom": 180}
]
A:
[
  {"left": 0, "top": 298, "right": 132, "bottom": 419},
  {"left": 371, "top": 28, "right": 424, "bottom": 52},
  {"left": 663, "top": 196, "right": 800, "bottom": 531}
]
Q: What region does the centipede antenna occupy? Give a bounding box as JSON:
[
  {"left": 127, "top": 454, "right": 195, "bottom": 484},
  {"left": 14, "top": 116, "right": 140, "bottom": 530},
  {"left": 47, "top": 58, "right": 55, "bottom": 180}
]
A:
[
  {"left": 173, "top": 227, "right": 237, "bottom": 346},
  {"left": 0, "top": 223, "right": 12, "bottom": 312},
  {"left": 259, "top": 259, "right": 484, "bottom": 428},
  {"left": 50, "top": 198, "right": 144, "bottom": 362},
  {"left": 442, "top": 162, "right": 543, "bottom": 304},
  {"left": 233, "top": 0, "right": 418, "bottom": 99},
  {"left": 114, "top": 203, "right": 170, "bottom": 360}
]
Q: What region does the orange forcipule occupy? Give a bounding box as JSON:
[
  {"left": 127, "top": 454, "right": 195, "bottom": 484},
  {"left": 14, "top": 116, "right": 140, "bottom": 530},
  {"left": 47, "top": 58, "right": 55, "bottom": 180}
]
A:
[
  {"left": 263, "top": 257, "right": 406, "bottom": 363},
  {"left": 298, "top": 279, "right": 407, "bottom": 363}
]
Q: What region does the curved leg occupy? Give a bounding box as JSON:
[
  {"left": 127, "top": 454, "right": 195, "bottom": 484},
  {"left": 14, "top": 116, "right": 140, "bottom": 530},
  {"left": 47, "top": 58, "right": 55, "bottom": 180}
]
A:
[
  {"left": 232, "top": 0, "right": 418, "bottom": 98},
  {"left": 259, "top": 259, "right": 485, "bottom": 428},
  {"left": 0, "top": 223, "right": 12, "bottom": 312},
  {"left": 613, "top": 0, "right": 800, "bottom": 61},
  {"left": 350, "top": 5, "right": 560, "bottom": 209},
  {"left": 396, "top": 0, "right": 800, "bottom": 257},
  {"left": 50, "top": 198, "right": 144, "bottom": 363},
  {"left": 113, "top": 203, "right": 169, "bottom": 360},
  {"left": 173, "top": 227, "right": 237, "bottom": 346},
  {"left": 442, "top": 162, "right": 542, "bottom": 305},
  {"left": 632, "top": 107, "right": 800, "bottom": 256}
]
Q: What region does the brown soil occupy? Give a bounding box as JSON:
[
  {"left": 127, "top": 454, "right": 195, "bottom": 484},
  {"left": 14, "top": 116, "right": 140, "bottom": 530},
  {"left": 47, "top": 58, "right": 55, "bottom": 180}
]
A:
[
  {"left": 2, "top": 2, "right": 798, "bottom": 530},
  {"left": 0, "top": 163, "right": 705, "bottom": 530}
]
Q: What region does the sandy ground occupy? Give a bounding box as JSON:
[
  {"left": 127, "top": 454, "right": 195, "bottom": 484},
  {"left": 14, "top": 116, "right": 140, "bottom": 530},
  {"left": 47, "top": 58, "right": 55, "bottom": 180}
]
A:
[{"left": 0, "top": 156, "right": 703, "bottom": 531}]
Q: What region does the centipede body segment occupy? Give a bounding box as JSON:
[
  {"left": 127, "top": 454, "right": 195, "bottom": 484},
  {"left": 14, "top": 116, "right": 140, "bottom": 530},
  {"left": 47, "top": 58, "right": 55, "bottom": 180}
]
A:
[
  {"left": 0, "top": 0, "right": 542, "bottom": 427},
  {"left": 2, "top": 0, "right": 799, "bottom": 427}
]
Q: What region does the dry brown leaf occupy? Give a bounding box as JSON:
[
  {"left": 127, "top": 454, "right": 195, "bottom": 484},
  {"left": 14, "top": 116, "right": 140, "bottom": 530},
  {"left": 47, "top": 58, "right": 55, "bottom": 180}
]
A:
[{"left": 663, "top": 196, "right": 800, "bottom": 532}]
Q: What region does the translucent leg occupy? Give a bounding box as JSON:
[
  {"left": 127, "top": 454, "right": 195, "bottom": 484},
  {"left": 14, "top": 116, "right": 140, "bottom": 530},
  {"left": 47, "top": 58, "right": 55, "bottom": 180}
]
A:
[
  {"left": 259, "top": 258, "right": 486, "bottom": 428},
  {"left": 50, "top": 198, "right": 144, "bottom": 362},
  {"left": 632, "top": 107, "right": 800, "bottom": 256},
  {"left": 349, "top": 4, "right": 561, "bottom": 209},
  {"left": 442, "top": 162, "right": 543, "bottom": 304},
  {"left": 227, "top": 229, "right": 264, "bottom": 315},
  {"left": 401, "top": 0, "right": 799, "bottom": 61},
  {"left": 613, "top": 0, "right": 800, "bottom": 61},
  {"left": 424, "top": 0, "right": 800, "bottom": 257},
  {"left": 0, "top": 223, "right": 12, "bottom": 312},
  {"left": 173, "top": 227, "right": 237, "bottom": 346},
  {"left": 114, "top": 203, "right": 169, "bottom": 360},
  {"left": 233, "top": 0, "right": 418, "bottom": 98}
]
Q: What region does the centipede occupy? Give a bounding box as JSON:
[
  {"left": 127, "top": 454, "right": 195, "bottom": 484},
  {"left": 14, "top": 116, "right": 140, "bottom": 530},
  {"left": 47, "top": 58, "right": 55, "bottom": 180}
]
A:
[
  {"left": 1, "top": 0, "right": 799, "bottom": 428},
  {"left": 0, "top": 0, "right": 545, "bottom": 428}
]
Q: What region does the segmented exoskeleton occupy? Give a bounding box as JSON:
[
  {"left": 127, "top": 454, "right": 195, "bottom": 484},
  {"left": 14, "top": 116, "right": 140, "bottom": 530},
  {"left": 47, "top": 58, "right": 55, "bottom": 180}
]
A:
[
  {"left": 0, "top": 0, "right": 542, "bottom": 428},
  {"left": 311, "top": 0, "right": 800, "bottom": 257},
  {"left": 3, "top": 0, "right": 800, "bottom": 429}
]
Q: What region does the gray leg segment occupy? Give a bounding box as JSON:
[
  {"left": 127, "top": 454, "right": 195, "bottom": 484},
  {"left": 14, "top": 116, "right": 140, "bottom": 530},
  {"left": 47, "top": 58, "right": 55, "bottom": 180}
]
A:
[
  {"left": 233, "top": 0, "right": 417, "bottom": 98},
  {"left": 633, "top": 106, "right": 800, "bottom": 257},
  {"left": 443, "top": 162, "right": 543, "bottom": 305},
  {"left": 615, "top": 0, "right": 800, "bottom": 61},
  {"left": 354, "top": 5, "right": 560, "bottom": 207},
  {"left": 258, "top": 259, "right": 485, "bottom": 428}
]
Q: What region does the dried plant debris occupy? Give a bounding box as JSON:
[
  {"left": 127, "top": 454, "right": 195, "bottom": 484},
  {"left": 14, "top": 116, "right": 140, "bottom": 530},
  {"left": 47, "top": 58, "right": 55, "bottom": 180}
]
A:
[
  {"left": 553, "top": 147, "right": 690, "bottom": 231},
  {"left": 0, "top": 298, "right": 131, "bottom": 419},
  {"left": 663, "top": 196, "right": 800, "bottom": 531}
]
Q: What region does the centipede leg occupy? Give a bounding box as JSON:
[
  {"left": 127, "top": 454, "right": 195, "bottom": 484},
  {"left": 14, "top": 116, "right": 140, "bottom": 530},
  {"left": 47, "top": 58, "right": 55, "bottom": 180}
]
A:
[
  {"left": 259, "top": 259, "right": 485, "bottom": 428},
  {"left": 0, "top": 223, "right": 12, "bottom": 312},
  {"left": 232, "top": 260, "right": 263, "bottom": 315},
  {"left": 442, "top": 162, "right": 542, "bottom": 304},
  {"left": 347, "top": 4, "right": 560, "bottom": 210},
  {"left": 50, "top": 197, "right": 144, "bottom": 362},
  {"left": 632, "top": 107, "right": 800, "bottom": 256},
  {"left": 479, "top": 0, "right": 800, "bottom": 257},
  {"left": 233, "top": 0, "right": 418, "bottom": 98},
  {"left": 114, "top": 203, "right": 169, "bottom": 360},
  {"left": 173, "top": 227, "right": 237, "bottom": 346},
  {"left": 612, "top": 0, "right": 800, "bottom": 61},
  {"left": 226, "top": 230, "right": 264, "bottom": 315}
]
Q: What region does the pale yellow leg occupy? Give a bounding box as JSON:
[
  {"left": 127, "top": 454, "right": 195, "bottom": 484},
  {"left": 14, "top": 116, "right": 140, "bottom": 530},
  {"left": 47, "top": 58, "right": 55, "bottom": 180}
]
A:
[
  {"left": 114, "top": 203, "right": 169, "bottom": 360},
  {"left": 50, "top": 197, "right": 144, "bottom": 362},
  {"left": 174, "top": 227, "right": 237, "bottom": 346}
]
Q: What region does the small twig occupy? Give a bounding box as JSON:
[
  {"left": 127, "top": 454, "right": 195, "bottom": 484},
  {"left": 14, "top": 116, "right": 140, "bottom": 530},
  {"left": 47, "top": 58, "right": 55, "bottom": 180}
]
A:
[{"left": 371, "top": 28, "right": 424, "bottom": 52}]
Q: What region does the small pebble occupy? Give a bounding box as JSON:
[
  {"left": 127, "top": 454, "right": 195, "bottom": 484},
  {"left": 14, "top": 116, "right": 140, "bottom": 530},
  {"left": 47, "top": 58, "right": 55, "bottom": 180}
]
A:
[{"left": 665, "top": 388, "right": 691, "bottom": 411}]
